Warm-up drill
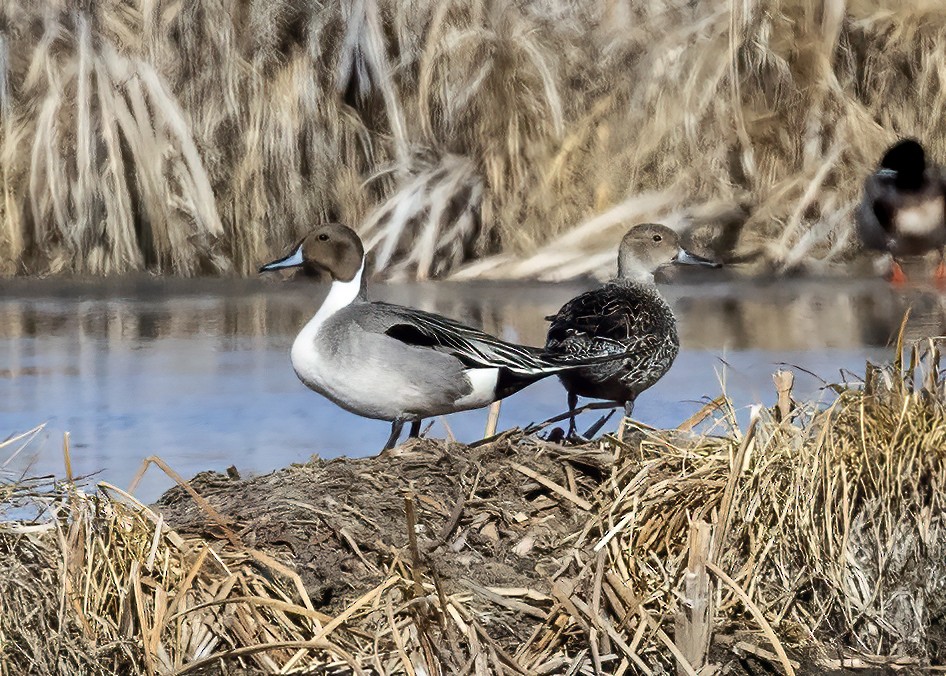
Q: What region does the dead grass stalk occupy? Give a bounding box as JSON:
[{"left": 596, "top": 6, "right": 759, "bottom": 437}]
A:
[{"left": 4, "top": 2, "right": 946, "bottom": 278}]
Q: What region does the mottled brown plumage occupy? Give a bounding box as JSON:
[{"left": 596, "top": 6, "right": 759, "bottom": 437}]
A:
[{"left": 544, "top": 223, "right": 720, "bottom": 437}]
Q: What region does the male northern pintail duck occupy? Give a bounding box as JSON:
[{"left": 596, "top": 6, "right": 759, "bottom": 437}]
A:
[
  {"left": 856, "top": 138, "right": 946, "bottom": 284},
  {"left": 260, "top": 223, "right": 619, "bottom": 450},
  {"left": 544, "top": 223, "right": 720, "bottom": 437}
]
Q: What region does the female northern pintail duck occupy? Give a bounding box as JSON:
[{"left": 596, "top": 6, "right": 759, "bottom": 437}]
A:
[
  {"left": 544, "top": 223, "right": 720, "bottom": 438},
  {"left": 856, "top": 138, "right": 946, "bottom": 284},
  {"left": 260, "top": 223, "right": 613, "bottom": 450}
]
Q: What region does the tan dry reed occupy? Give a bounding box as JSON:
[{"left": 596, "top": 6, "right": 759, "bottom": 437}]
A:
[{"left": 4, "top": 1, "right": 946, "bottom": 279}]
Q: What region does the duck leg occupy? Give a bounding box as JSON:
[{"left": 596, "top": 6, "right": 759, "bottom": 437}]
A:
[
  {"left": 935, "top": 250, "right": 946, "bottom": 290},
  {"left": 618, "top": 398, "right": 636, "bottom": 442},
  {"left": 408, "top": 420, "right": 422, "bottom": 438},
  {"left": 383, "top": 420, "right": 405, "bottom": 451},
  {"left": 888, "top": 258, "right": 908, "bottom": 286},
  {"left": 566, "top": 391, "right": 580, "bottom": 439}
]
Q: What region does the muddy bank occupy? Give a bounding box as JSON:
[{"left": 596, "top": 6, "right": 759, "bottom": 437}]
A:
[
  {"left": 155, "top": 433, "right": 615, "bottom": 642},
  {"left": 151, "top": 429, "right": 911, "bottom": 675}
]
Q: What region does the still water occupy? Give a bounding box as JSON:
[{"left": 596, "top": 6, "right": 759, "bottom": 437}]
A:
[{"left": 2, "top": 274, "right": 945, "bottom": 501}]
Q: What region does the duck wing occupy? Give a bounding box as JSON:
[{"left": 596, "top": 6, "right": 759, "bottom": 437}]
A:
[
  {"left": 856, "top": 173, "right": 897, "bottom": 251},
  {"left": 373, "top": 302, "right": 557, "bottom": 374},
  {"left": 545, "top": 284, "right": 674, "bottom": 361}
]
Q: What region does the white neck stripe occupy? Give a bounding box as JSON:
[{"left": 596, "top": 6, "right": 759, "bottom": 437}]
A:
[{"left": 311, "top": 258, "right": 365, "bottom": 330}]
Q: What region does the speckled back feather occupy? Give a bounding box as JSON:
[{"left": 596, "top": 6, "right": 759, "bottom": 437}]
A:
[{"left": 544, "top": 280, "right": 679, "bottom": 402}]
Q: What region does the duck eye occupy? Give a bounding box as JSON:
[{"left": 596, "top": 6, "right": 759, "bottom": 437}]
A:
[
  {"left": 318, "top": 234, "right": 329, "bottom": 242},
  {"left": 652, "top": 235, "right": 662, "bottom": 243}
]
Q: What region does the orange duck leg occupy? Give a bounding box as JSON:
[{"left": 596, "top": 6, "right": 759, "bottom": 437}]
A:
[{"left": 888, "top": 259, "right": 908, "bottom": 286}]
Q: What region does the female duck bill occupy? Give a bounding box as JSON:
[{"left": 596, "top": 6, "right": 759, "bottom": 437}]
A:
[{"left": 674, "top": 248, "right": 721, "bottom": 267}]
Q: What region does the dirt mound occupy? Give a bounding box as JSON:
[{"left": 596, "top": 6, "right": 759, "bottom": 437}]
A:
[{"left": 155, "top": 433, "right": 613, "bottom": 639}]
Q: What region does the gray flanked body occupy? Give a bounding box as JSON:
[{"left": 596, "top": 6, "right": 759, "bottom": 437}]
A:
[
  {"left": 292, "top": 296, "right": 522, "bottom": 422},
  {"left": 295, "top": 301, "right": 471, "bottom": 420},
  {"left": 261, "top": 223, "right": 623, "bottom": 451},
  {"left": 544, "top": 223, "right": 719, "bottom": 437}
]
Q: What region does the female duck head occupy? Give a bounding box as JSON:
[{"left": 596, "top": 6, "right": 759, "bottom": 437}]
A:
[
  {"left": 617, "top": 223, "right": 720, "bottom": 282},
  {"left": 259, "top": 223, "right": 365, "bottom": 282}
]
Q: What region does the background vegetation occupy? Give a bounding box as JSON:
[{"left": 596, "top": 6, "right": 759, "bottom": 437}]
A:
[{"left": 2, "top": 0, "right": 946, "bottom": 279}]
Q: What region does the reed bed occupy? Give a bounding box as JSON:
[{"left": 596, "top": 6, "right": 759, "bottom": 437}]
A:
[
  {"left": 3, "top": 1, "right": 946, "bottom": 279},
  {"left": 3, "top": 339, "right": 946, "bottom": 674}
]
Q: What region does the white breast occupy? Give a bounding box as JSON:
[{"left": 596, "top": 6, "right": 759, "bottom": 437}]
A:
[
  {"left": 896, "top": 199, "right": 944, "bottom": 236},
  {"left": 290, "top": 260, "right": 364, "bottom": 398}
]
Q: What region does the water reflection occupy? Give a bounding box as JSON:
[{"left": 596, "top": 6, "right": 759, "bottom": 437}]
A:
[
  {"left": 4, "top": 276, "right": 944, "bottom": 348},
  {"left": 2, "top": 275, "right": 945, "bottom": 501}
]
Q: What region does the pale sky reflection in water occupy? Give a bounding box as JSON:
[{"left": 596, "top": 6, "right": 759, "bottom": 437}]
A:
[{"left": 3, "top": 275, "right": 946, "bottom": 502}]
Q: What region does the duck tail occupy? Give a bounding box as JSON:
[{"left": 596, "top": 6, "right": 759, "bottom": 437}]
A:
[
  {"left": 539, "top": 348, "right": 636, "bottom": 370},
  {"left": 493, "top": 349, "right": 637, "bottom": 399}
]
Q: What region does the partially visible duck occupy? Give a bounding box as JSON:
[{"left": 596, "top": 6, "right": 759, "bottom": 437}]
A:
[
  {"left": 260, "top": 223, "right": 621, "bottom": 450},
  {"left": 544, "top": 223, "right": 720, "bottom": 438},
  {"left": 856, "top": 138, "right": 946, "bottom": 284}
]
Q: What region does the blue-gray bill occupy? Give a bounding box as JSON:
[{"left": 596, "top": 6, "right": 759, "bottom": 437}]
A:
[
  {"left": 259, "top": 242, "right": 305, "bottom": 273},
  {"left": 674, "top": 249, "right": 721, "bottom": 268}
]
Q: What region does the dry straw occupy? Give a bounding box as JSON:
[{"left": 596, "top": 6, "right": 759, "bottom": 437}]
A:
[
  {"left": 4, "top": 1, "right": 946, "bottom": 278},
  {"left": 3, "top": 329, "right": 946, "bottom": 673}
]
